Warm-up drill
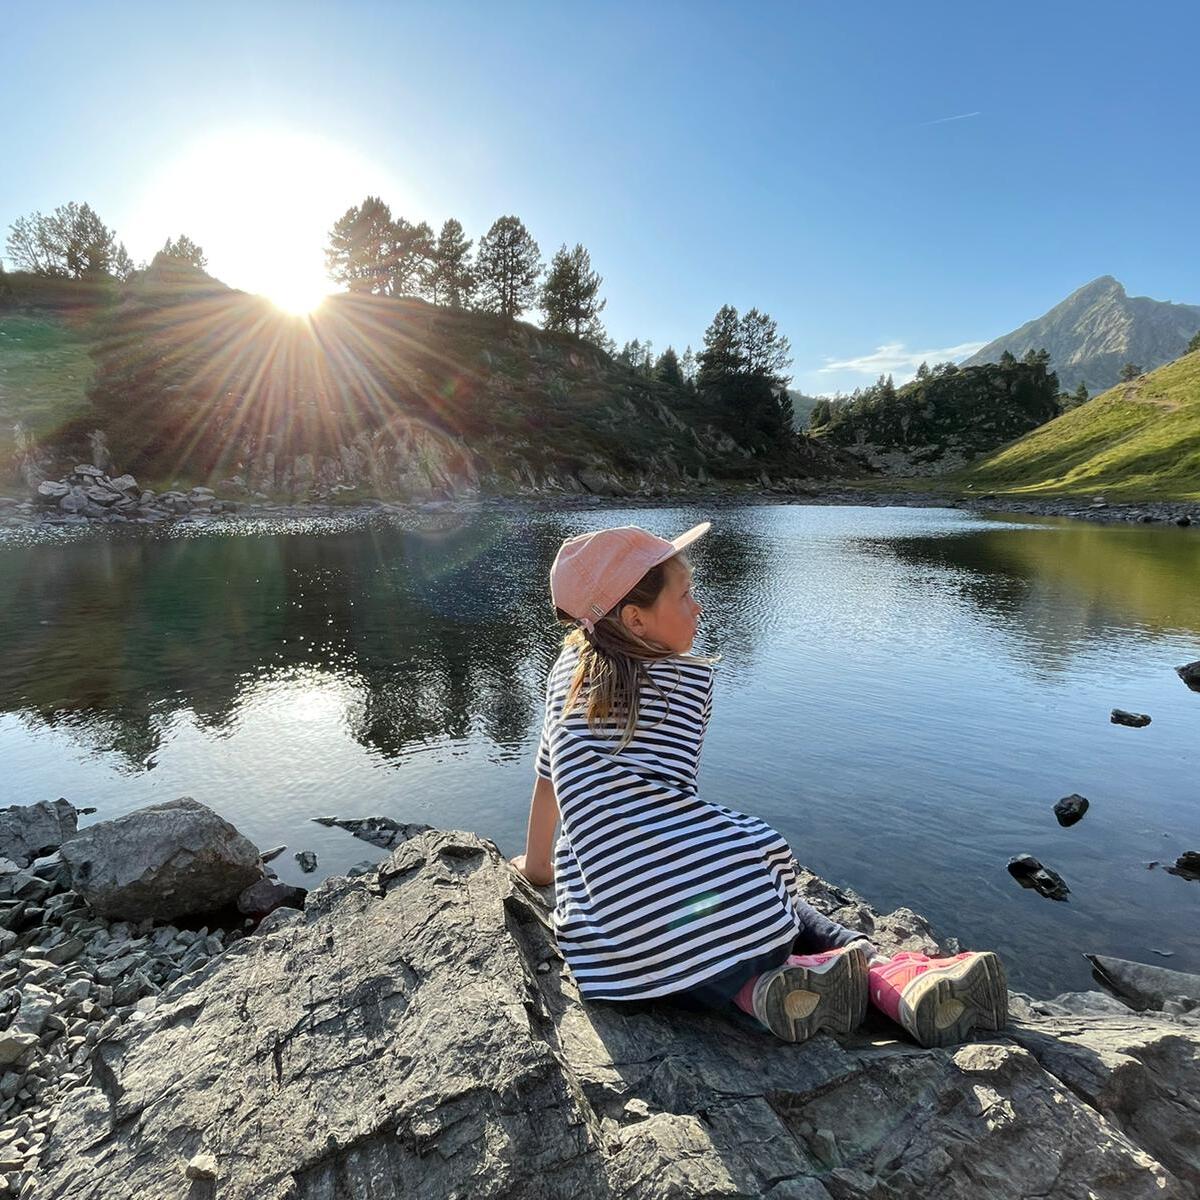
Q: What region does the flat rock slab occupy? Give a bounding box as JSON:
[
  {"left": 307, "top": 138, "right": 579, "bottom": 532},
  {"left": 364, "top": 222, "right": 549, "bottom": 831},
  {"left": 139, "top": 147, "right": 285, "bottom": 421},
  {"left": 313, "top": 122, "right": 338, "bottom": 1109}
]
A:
[
  {"left": 37, "top": 830, "right": 1200, "bottom": 1198},
  {"left": 0, "top": 798, "right": 78, "bottom": 868}
]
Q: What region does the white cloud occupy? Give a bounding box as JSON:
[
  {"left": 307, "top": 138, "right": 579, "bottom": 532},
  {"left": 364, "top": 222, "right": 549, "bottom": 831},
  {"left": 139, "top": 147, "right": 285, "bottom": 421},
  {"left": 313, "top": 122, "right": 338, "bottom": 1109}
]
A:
[{"left": 817, "top": 340, "right": 987, "bottom": 383}]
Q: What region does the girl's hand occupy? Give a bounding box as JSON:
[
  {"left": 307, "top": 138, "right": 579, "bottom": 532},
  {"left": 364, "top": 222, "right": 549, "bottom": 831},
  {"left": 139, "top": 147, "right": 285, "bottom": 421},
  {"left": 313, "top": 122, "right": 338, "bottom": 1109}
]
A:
[{"left": 510, "top": 853, "right": 554, "bottom": 887}]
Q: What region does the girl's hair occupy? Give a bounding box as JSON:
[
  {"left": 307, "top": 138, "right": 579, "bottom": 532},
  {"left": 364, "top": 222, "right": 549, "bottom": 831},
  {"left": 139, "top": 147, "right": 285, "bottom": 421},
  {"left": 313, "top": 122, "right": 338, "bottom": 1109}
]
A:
[{"left": 555, "top": 553, "right": 695, "bottom": 749}]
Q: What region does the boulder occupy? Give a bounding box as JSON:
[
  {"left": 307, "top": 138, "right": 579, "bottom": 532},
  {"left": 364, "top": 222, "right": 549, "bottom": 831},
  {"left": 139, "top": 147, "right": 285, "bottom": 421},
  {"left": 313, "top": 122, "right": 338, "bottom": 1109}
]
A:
[
  {"left": 107, "top": 474, "right": 139, "bottom": 494},
  {"left": 1053, "top": 793, "right": 1089, "bottom": 827},
  {"left": 1111, "top": 708, "right": 1152, "bottom": 728},
  {"left": 31, "top": 830, "right": 1200, "bottom": 1199},
  {"left": 58, "top": 798, "right": 263, "bottom": 921},
  {"left": 35, "top": 481, "right": 69, "bottom": 502},
  {"left": 1086, "top": 954, "right": 1200, "bottom": 1013},
  {"left": 84, "top": 486, "right": 119, "bottom": 507},
  {"left": 1176, "top": 660, "right": 1200, "bottom": 692},
  {"left": 1007, "top": 853, "right": 1071, "bottom": 901},
  {"left": 0, "top": 799, "right": 78, "bottom": 867}
]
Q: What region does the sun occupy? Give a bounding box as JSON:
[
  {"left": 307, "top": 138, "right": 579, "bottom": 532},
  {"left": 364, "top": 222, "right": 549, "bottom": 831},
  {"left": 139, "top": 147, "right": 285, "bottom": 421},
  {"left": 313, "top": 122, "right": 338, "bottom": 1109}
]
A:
[{"left": 132, "top": 126, "right": 408, "bottom": 314}]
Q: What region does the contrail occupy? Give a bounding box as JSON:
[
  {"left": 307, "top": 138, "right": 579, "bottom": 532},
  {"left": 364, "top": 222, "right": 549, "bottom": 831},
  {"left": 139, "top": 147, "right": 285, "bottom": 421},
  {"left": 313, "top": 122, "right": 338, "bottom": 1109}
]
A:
[{"left": 920, "top": 111, "right": 982, "bottom": 126}]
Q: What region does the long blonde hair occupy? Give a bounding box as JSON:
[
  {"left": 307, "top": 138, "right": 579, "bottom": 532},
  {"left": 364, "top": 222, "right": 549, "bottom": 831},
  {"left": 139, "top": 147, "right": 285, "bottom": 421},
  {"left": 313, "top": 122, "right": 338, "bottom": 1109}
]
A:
[{"left": 556, "top": 554, "right": 702, "bottom": 749}]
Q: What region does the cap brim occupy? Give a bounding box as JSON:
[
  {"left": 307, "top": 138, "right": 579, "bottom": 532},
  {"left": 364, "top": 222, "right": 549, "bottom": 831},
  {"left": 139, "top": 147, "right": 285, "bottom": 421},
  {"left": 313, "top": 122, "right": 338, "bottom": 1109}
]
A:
[{"left": 669, "top": 521, "right": 711, "bottom": 554}]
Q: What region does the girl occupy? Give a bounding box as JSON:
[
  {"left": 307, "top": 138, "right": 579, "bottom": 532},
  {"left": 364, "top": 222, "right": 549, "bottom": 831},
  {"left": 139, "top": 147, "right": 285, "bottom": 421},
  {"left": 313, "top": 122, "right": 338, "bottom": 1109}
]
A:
[{"left": 513, "top": 521, "right": 1008, "bottom": 1047}]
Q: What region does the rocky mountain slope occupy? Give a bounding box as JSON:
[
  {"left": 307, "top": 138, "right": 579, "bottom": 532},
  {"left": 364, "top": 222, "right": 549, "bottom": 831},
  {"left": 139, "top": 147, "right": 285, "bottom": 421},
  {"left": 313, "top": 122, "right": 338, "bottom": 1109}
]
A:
[
  {"left": 1, "top": 271, "right": 853, "bottom": 499},
  {"left": 813, "top": 359, "right": 1060, "bottom": 476},
  {"left": 963, "top": 276, "right": 1200, "bottom": 395},
  {"left": 960, "top": 348, "right": 1200, "bottom": 499}
]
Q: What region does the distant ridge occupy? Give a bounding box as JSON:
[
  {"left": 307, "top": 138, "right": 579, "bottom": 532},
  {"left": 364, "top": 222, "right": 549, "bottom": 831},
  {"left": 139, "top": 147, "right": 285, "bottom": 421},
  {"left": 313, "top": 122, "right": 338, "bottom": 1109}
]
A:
[{"left": 963, "top": 276, "right": 1200, "bottom": 394}]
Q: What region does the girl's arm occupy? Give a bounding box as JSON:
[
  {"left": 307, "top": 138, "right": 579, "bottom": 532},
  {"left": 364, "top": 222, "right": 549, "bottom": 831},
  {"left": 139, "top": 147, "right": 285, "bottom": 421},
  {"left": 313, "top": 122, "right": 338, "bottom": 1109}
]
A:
[{"left": 511, "top": 774, "right": 558, "bottom": 886}]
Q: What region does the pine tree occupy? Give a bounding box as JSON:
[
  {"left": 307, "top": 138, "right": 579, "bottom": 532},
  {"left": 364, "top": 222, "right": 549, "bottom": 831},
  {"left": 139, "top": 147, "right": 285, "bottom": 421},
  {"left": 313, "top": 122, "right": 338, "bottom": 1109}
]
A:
[
  {"left": 325, "top": 196, "right": 395, "bottom": 293},
  {"left": 654, "top": 346, "right": 684, "bottom": 388},
  {"left": 696, "top": 305, "right": 745, "bottom": 390},
  {"left": 1073, "top": 381, "right": 1090, "bottom": 406},
  {"left": 1188, "top": 330, "right": 1200, "bottom": 355},
  {"left": 739, "top": 308, "right": 792, "bottom": 384},
  {"left": 680, "top": 345, "right": 697, "bottom": 386},
  {"left": 1119, "top": 362, "right": 1142, "bottom": 382},
  {"left": 475, "top": 216, "right": 542, "bottom": 318},
  {"left": 159, "top": 234, "right": 207, "bottom": 270},
  {"left": 810, "top": 398, "right": 833, "bottom": 427},
  {"left": 428, "top": 219, "right": 474, "bottom": 307},
  {"left": 391, "top": 218, "right": 434, "bottom": 297},
  {"left": 999, "top": 349, "right": 1017, "bottom": 367},
  {"left": 6, "top": 203, "right": 119, "bottom": 277},
  {"left": 541, "top": 243, "right": 606, "bottom": 340},
  {"left": 112, "top": 242, "right": 135, "bottom": 281}
]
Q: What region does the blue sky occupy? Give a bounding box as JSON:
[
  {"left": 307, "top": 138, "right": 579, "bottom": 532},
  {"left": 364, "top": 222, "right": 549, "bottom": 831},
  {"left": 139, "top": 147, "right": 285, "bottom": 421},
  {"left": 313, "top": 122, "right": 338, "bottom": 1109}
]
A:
[{"left": 4, "top": 0, "right": 1198, "bottom": 393}]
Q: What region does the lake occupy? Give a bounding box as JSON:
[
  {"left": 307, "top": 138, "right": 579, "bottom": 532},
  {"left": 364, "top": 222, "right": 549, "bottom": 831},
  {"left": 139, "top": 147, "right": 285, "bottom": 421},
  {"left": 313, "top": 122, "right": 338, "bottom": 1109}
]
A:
[{"left": 2, "top": 502, "right": 1197, "bottom": 997}]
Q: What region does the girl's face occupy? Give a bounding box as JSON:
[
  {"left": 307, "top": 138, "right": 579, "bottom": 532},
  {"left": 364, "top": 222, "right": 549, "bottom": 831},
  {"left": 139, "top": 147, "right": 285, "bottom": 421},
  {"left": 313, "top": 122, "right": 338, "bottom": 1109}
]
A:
[{"left": 621, "top": 558, "right": 702, "bottom": 653}]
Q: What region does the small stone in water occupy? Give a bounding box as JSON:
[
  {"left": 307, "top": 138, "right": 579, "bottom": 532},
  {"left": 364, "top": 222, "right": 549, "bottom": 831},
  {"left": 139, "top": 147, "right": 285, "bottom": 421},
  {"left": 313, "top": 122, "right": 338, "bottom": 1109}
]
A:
[
  {"left": 1111, "top": 709, "right": 1151, "bottom": 728},
  {"left": 1007, "top": 854, "right": 1070, "bottom": 901},
  {"left": 1054, "top": 794, "right": 1089, "bottom": 827},
  {"left": 1165, "top": 851, "right": 1200, "bottom": 882},
  {"left": 294, "top": 851, "right": 318, "bottom": 873}
]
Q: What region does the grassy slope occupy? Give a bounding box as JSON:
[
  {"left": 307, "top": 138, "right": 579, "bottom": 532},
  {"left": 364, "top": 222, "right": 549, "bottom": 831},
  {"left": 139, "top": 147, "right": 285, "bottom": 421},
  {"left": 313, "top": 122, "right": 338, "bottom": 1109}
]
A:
[
  {"left": 0, "top": 313, "right": 95, "bottom": 468},
  {"left": 954, "top": 352, "right": 1200, "bottom": 499}
]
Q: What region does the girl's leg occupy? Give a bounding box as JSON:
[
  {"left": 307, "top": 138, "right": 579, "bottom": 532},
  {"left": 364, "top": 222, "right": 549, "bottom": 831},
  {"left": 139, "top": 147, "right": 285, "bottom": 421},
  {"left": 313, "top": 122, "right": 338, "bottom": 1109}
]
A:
[
  {"left": 733, "top": 944, "right": 869, "bottom": 1042},
  {"left": 868, "top": 950, "right": 1008, "bottom": 1047}
]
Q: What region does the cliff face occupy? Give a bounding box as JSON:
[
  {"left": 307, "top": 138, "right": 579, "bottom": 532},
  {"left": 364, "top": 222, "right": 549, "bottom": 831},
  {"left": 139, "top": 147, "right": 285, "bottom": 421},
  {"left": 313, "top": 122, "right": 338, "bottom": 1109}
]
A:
[
  {"left": 33, "top": 826, "right": 1200, "bottom": 1199},
  {"left": 963, "top": 276, "right": 1200, "bottom": 394}
]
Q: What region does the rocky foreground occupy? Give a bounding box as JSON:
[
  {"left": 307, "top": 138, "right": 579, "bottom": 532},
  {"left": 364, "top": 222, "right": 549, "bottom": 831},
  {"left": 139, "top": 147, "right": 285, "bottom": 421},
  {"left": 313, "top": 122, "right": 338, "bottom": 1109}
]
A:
[{"left": 0, "top": 807, "right": 1187, "bottom": 1200}]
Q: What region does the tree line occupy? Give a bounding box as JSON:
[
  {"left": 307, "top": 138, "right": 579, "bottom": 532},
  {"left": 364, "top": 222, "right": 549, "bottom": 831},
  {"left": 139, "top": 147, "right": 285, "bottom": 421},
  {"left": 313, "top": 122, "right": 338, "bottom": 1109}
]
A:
[
  {"left": 324, "top": 198, "right": 607, "bottom": 344},
  {"left": 4, "top": 201, "right": 208, "bottom": 281}
]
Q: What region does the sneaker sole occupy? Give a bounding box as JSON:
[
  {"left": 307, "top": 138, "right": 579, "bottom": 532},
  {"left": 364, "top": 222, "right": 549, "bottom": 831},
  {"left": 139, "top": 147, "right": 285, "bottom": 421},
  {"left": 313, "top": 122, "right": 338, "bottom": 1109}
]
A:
[
  {"left": 898, "top": 952, "right": 1009, "bottom": 1048},
  {"left": 757, "top": 946, "right": 868, "bottom": 1042}
]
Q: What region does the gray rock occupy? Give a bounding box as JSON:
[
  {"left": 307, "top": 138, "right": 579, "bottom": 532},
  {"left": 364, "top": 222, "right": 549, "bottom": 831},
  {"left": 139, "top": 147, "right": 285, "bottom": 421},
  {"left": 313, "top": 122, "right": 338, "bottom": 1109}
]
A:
[
  {"left": 1007, "top": 853, "right": 1071, "bottom": 901},
  {"left": 1166, "top": 851, "right": 1200, "bottom": 881},
  {"left": 83, "top": 487, "right": 118, "bottom": 508},
  {"left": 236, "top": 879, "right": 306, "bottom": 918},
  {"left": 1054, "top": 793, "right": 1089, "bottom": 827},
  {"left": 58, "top": 798, "right": 263, "bottom": 921},
  {"left": 30, "top": 830, "right": 1200, "bottom": 1199},
  {"left": 106, "top": 475, "right": 138, "bottom": 495},
  {"left": 71, "top": 465, "right": 104, "bottom": 478},
  {"left": 0, "top": 1036, "right": 37, "bottom": 1069},
  {"left": 293, "top": 850, "right": 317, "bottom": 873},
  {"left": 0, "top": 801, "right": 78, "bottom": 869},
  {"left": 34, "top": 482, "right": 68, "bottom": 501},
  {"left": 1111, "top": 708, "right": 1152, "bottom": 728},
  {"left": 1087, "top": 954, "right": 1200, "bottom": 1012},
  {"left": 1176, "top": 660, "right": 1200, "bottom": 692},
  {"left": 185, "top": 1152, "right": 217, "bottom": 1181}
]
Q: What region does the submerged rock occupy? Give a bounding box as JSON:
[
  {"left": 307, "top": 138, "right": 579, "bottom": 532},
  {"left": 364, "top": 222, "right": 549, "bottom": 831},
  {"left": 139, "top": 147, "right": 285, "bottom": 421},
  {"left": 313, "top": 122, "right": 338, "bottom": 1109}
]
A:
[
  {"left": 29, "top": 829, "right": 1200, "bottom": 1199},
  {"left": 1007, "top": 854, "right": 1071, "bottom": 901},
  {"left": 1166, "top": 851, "right": 1200, "bottom": 882},
  {"left": 1176, "top": 660, "right": 1200, "bottom": 692},
  {"left": 1111, "top": 708, "right": 1152, "bottom": 728},
  {"left": 1053, "top": 793, "right": 1089, "bottom": 827},
  {"left": 59, "top": 798, "right": 262, "bottom": 921}
]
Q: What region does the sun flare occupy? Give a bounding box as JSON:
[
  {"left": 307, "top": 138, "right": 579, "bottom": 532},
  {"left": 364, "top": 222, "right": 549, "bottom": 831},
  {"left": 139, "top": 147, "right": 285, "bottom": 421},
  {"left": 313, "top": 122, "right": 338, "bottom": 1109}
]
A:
[{"left": 132, "top": 126, "right": 407, "bottom": 313}]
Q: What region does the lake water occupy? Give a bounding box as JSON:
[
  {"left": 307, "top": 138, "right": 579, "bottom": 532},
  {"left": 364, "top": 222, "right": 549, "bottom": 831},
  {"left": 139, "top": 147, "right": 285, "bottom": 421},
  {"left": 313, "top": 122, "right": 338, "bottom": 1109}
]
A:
[{"left": 2, "top": 503, "right": 1197, "bottom": 997}]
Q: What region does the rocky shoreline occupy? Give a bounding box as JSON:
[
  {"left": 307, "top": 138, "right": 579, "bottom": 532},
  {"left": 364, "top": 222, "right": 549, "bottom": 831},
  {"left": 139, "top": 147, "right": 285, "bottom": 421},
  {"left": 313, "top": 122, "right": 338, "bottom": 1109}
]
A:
[
  {"left": 2, "top": 464, "right": 1198, "bottom": 538},
  {"left": 1, "top": 798, "right": 1197, "bottom": 1198}
]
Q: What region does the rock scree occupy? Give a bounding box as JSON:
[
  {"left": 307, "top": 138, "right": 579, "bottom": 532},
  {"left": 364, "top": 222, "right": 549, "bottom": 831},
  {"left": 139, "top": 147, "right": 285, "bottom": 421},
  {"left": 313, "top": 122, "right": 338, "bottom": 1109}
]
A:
[{"left": 28, "top": 823, "right": 1200, "bottom": 1199}]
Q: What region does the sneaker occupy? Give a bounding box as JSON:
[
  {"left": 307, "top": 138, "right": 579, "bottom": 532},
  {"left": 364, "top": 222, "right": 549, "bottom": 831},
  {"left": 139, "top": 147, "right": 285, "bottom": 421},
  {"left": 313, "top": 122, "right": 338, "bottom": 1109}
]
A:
[
  {"left": 749, "top": 945, "right": 869, "bottom": 1042},
  {"left": 869, "top": 950, "right": 1008, "bottom": 1048}
]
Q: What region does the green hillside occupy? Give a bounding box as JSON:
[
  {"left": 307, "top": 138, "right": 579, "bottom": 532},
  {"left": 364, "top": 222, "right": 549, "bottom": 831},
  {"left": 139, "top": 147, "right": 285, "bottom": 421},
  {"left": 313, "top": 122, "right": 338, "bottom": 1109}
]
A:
[{"left": 958, "top": 352, "right": 1200, "bottom": 500}]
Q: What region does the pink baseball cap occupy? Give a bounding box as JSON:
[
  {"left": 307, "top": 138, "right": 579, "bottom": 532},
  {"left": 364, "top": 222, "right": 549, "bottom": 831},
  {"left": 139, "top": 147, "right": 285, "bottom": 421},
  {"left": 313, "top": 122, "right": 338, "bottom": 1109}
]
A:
[{"left": 550, "top": 522, "right": 711, "bottom": 632}]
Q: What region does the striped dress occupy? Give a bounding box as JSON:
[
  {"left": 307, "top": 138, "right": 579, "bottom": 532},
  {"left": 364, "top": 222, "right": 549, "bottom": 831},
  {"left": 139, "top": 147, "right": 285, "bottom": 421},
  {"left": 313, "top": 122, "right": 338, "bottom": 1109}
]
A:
[{"left": 536, "top": 641, "right": 804, "bottom": 1000}]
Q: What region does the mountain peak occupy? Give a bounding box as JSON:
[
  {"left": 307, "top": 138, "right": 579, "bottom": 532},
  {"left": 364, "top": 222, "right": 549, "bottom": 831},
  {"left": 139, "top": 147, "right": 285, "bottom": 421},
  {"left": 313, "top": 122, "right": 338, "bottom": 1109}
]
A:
[{"left": 1068, "top": 275, "right": 1125, "bottom": 305}]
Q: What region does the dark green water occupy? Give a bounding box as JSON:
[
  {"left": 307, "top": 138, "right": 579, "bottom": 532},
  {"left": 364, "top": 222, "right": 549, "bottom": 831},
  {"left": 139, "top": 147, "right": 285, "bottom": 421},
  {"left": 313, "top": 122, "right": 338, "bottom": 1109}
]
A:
[{"left": 2, "top": 503, "right": 1198, "bottom": 997}]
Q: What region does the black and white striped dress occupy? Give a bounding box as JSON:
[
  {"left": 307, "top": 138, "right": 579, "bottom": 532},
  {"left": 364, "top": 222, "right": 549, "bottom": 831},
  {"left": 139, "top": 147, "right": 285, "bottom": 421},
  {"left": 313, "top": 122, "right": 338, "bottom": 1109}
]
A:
[{"left": 536, "top": 641, "right": 804, "bottom": 1000}]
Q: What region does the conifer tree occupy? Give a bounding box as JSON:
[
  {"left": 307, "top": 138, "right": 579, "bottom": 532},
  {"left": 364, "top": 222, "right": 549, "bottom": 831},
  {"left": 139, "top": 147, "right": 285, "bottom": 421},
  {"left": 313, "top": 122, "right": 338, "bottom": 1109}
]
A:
[
  {"left": 325, "top": 196, "right": 396, "bottom": 293},
  {"left": 391, "top": 218, "right": 434, "bottom": 297},
  {"left": 475, "top": 216, "right": 542, "bottom": 318},
  {"left": 1119, "top": 362, "right": 1142, "bottom": 382},
  {"left": 428, "top": 219, "right": 474, "bottom": 307},
  {"left": 654, "top": 346, "right": 684, "bottom": 388},
  {"left": 541, "top": 243, "right": 606, "bottom": 341},
  {"left": 1188, "top": 330, "right": 1200, "bottom": 355},
  {"left": 159, "top": 234, "right": 207, "bottom": 270}
]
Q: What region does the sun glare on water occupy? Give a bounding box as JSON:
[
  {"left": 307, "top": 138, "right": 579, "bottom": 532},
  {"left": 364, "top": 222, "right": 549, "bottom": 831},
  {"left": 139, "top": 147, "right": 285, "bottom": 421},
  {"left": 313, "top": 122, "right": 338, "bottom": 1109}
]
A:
[{"left": 133, "top": 127, "right": 406, "bottom": 315}]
